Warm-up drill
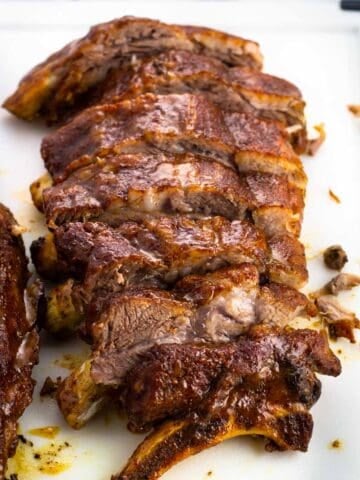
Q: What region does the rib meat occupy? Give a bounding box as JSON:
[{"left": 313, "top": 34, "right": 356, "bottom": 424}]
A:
[
  {"left": 30, "top": 152, "right": 303, "bottom": 235},
  {"left": 2, "top": 17, "right": 262, "bottom": 122},
  {"left": 57, "top": 266, "right": 314, "bottom": 428},
  {"left": 96, "top": 50, "right": 306, "bottom": 152},
  {"left": 59, "top": 327, "right": 340, "bottom": 478},
  {"left": 40, "top": 93, "right": 305, "bottom": 188},
  {"left": 0, "top": 204, "right": 39, "bottom": 478}
]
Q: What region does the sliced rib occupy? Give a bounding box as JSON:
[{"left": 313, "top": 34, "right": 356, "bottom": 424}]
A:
[
  {"left": 40, "top": 93, "right": 305, "bottom": 189},
  {"left": 30, "top": 152, "right": 303, "bottom": 235},
  {"left": 2, "top": 17, "right": 262, "bottom": 122},
  {"left": 96, "top": 50, "right": 306, "bottom": 152},
  {"left": 57, "top": 266, "right": 314, "bottom": 428}
]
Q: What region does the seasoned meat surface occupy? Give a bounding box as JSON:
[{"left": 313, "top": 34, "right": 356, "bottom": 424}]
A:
[
  {"left": 89, "top": 265, "right": 314, "bottom": 387},
  {"left": 3, "top": 16, "right": 262, "bottom": 122},
  {"left": 0, "top": 204, "right": 39, "bottom": 477},
  {"left": 40, "top": 93, "right": 305, "bottom": 188},
  {"left": 31, "top": 152, "right": 303, "bottom": 235},
  {"left": 111, "top": 327, "right": 340, "bottom": 480},
  {"left": 123, "top": 327, "right": 340, "bottom": 432},
  {"left": 86, "top": 50, "right": 306, "bottom": 151},
  {"left": 57, "top": 267, "right": 314, "bottom": 427}
]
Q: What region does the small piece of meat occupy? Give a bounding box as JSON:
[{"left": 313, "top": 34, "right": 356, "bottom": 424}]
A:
[
  {"left": 0, "top": 204, "right": 39, "bottom": 477},
  {"left": 311, "top": 273, "right": 360, "bottom": 299},
  {"left": 110, "top": 328, "right": 340, "bottom": 480},
  {"left": 348, "top": 105, "right": 360, "bottom": 116},
  {"left": 40, "top": 376, "right": 62, "bottom": 398},
  {"left": 316, "top": 295, "right": 360, "bottom": 343},
  {"left": 225, "top": 112, "right": 306, "bottom": 188},
  {"left": 325, "top": 273, "right": 360, "bottom": 295},
  {"left": 323, "top": 245, "right": 348, "bottom": 271},
  {"left": 267, "top": 233, "right": 308, "bottom": 288},
  {"left": 31, "top": 152, "right": 303, "bottom": 236},
  {"left": 305, "top": 124, "right": 326, "bottom": 156},
  {"left": 2, "top": 16, "right": 262, "bottom": 122}
]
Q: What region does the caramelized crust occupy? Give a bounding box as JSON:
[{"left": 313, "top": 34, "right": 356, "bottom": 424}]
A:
[
  {"left": 2, "top": 16, "right": 262, "bottom": 122},
  {"left": 111, "top": 328, "right": 340, "bottom": 480},
  {"left": 41, "top": 93, "right": 234, "bottom": 182},
  {"left": 40, "top": 93, "right": 305, "bottom": 189},
  {"left": 31, "top": 152, "right": 303, "bottom": 235},
  {"left": 0, "top": 205, "right": 39, "bottom": 474}
]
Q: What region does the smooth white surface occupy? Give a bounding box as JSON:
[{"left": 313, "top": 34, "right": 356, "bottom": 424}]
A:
[{"left": 0, "top": 2, "right": 360, "bottom": 479}]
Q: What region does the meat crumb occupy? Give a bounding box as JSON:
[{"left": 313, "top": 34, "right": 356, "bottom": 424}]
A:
[
  {"left": 207, "top": 471, "right": 213, "bottom": 477},
  {"left": 40, "top": 376, "right": 62, "bottom": 398},
  {"left": 306, "top": 123, "right": 326, "bottom": 156},
  {"left": 323, "top": 245, "right": 348, "bottom": 271},
  {"left": 328, "top": 189, "right": 341, "bottom": 204},
  {"left": 348, "top": 105, "right": 360, "bottom": 116},
  {"left": 330, "top": 439, "right": 342, "bottom": 449}
]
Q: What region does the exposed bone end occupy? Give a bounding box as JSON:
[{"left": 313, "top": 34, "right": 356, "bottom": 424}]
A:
[
  {"left": 115, "top": 407, "right": 312, "bottom": 480},
  {"left": 57, "top": 359, "right": 107, "bottom": 429},
  {"left": 30, "top": 172, "right": 53, "bottom": 212},
  {"left": 46, "top": 279, "right": 83, "bottom": 337},
  {"left": 316, "top": 294, "right": 360, "bottom": 343}
]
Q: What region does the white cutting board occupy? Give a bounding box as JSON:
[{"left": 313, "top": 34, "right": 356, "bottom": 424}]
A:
[{"left": 1, "top": 2, "right": 360, "bottom": 479}]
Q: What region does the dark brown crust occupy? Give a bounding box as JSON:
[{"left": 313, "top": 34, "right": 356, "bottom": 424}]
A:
[
  {"left": 41, "top": 93, "right": 234, "bottom": 183},
  {"left": 35, "top": 152, "right": 303, "bottom": 234},
  {"left": 2, "top": 17, "right": 262, "bottom": 121},
  {"left": 83, "top": 50, "right": 305, "bottom": 151},
  {"left": 0, "top": 204, "right": 39, "bottom": 476},
  {"left": 113, "top": 328, "right": 340, "bottom": 480},
  {"left": 40, "top": 93, "right": 305, "bottom": 189}
]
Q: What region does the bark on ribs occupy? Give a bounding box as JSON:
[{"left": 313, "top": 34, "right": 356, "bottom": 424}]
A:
[
  {"left": 30, "top": 152, "right": 303, "bottom": 236},
  {"left": 2, "top": 16, "right": 262, "bottom": 122},
  {"left": 0, "top": 204, "right": 39, "bottom": 478},
  {"left": 95, "top": 50, "right": 306, "bottom": 152},
  {"left": 57, "top": 266, "right": 315, "bottom": 428},
  {"left": 59, "top": 327, "right": 340, "bottom": 479},
  {"left": 40, "top": 93, "right": 306, "bottom": 188}
]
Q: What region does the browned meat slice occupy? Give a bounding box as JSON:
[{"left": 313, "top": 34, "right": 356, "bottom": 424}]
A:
[
  {"left": 0, "top": 204, "right": 39, "bottom": 477},
  {"left": 97, "top": 50, "right": 306, "bottom": 152},
  {"left": 57, "top": 266, "right": 314, "bottom": 428},
  {"left": 31, "top": 152, "right": 303, "bottom": 236},
  {"left": 89, "top": 265, "right": 314, "bottom": 387},
  {"left": 2, "top": 17, "right": 262, "bottom": 122},
  {"left": 40, "top": 93, "right": 305, "bottom": 189},
  {"left": 32, "top": 216, "right": 270, "bottom": 335},
  {"left": 123, "top": 327, "right": 340, "bottom": 432},
  {"left": 268, "top": 233, "right": 308, "bottom": 288},
  {"left": 113, "top": 328, "right": 340, "bottom": 480},
  {"left": 32, "top": 153, "right": 252, "bottom": 227},
  {"left": 41, "top": 93, "right": 234, "bottom": 183},
  {"left": 225, "top": 112, "right": 306, "bottom": 188}
]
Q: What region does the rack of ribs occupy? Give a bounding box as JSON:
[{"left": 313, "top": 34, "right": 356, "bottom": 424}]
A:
[
  {"left": 0, "top": 204, "right": 39, "bottom": 478},
  {"left": 2, "top": 17, "right": 262, "bottom": 123},
  {"left": 1, "top": 15, "right": 337, "bottom": 480}
]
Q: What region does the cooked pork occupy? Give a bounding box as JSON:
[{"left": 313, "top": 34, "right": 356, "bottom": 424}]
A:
[
  {"left": 57, "top": 266, "right": 314, "bottom": 428},
  {"left": 88, "top": 50, "right": 306, "bottom": 152},
  {"left": 2, "top": 17, "right": 262, "bottom": 122},
  {"left": 0, "top": 204, "right": 39, "bottom": 477},
  {"left": 111, "top": 327, "right": 340, "bottom": 479},
  {"left": 30, "top": 152, "right": 303, "bottom": 235},
  {"left": 32, "top": 216, "right": 273, "bottom": 334},
  {"left": 40, "top": 93, "right": 306, "bottom": 188}
]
